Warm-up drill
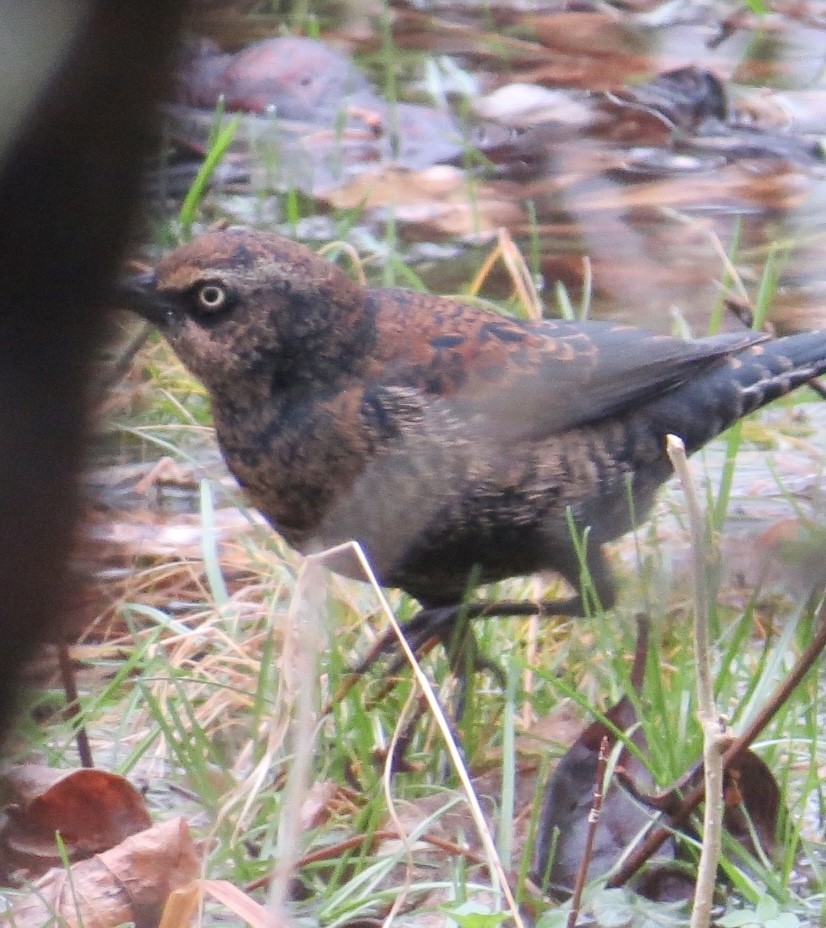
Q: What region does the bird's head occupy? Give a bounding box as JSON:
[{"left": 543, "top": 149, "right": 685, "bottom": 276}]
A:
[{"left": 119, "top": 228, "right": 369, "bottom": 392}]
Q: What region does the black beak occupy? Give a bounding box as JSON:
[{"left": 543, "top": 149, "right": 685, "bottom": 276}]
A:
[{"left": 114, "top": 270, "right": 176, "bottom": 328}]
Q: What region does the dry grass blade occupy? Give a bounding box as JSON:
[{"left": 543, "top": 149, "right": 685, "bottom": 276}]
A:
[
  {"left": 467, "top": 228, "right": 544, "bottom": 320},
  {"left": 268, "top": 555, "right": 326, "bottom": 921},
  {"left": 340, "top": 541, "right": 527, "bottom": 928}
]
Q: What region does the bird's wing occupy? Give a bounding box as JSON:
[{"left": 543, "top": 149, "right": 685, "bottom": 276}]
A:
[
  {"left": 449, "top": 319, "right": 767, "bottom": 440},
  {"left": 369, "top": 289, "right": 765, "bottom": 441}
]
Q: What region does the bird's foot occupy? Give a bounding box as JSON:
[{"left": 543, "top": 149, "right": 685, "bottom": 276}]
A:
[
  {"left": 324, "top": 595, "right": 584, "bottom": 775},
  {"left": 334, "top": 595, "right": 583, "bottom": 706}
]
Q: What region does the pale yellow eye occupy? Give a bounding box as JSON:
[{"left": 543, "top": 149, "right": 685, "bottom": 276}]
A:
[{"left": 196, "top": 283, "right": 227, "bottom": 312}]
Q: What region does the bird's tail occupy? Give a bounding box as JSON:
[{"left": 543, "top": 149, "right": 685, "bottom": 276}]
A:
[{"left": 648, "top": 330, "right": 826, "bottom": 454}]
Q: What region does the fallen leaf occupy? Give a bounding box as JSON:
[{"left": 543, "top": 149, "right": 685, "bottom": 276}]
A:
[
  {"left": 1, "top": 817, "right": 199, "bottom": 928},
  {"left": 0, "top": 765, "right": 152, "bottom": 878}
]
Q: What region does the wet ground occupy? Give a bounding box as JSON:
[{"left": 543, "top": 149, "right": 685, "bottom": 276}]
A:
[{"left": 165, "top": 0, "right": 826, "bottom": 337}]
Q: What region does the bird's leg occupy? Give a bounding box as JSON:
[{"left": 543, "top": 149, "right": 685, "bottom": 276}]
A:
[
  {"left": 340, "top": 546, "right": 617, "bottom": 710},
  {"left": 350, "top": 602, "right": 512, "bottom": 680},
  {"left": 348, "top": 599, "right": 558, "bottom": 688},
  {"left": 329, "top": 604, "right": 594, "bottom": 729},
  {"left": 326, "top": 553, "right": 618, "bottom": 775},
  {"left": 370, "top": 613, "right": 500, "bottom": 777},
  {"left": 396, "top": 542, "right": 617, "bottom": 648},
  {"left": 442, "top": 612, "right": 507, "bottom": 727},
  {"left": 326, "top": 611, "right": 448, "bottom": 714}
]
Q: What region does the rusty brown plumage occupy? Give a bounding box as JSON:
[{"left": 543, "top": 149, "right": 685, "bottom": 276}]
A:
[{"left": 121, "top": 229, "right": 826, "bottom": 630}]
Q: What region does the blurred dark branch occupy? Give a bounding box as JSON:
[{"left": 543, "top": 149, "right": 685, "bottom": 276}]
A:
[{"left": 0, "top": 2, "right": 188, "bottom": 738}]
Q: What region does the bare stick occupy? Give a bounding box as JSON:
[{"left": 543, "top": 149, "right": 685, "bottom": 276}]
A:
[
  {"left": 667, "top": 434, "right": 725, "bottom": 928},
  {"left": 608, "top": 599, "right": 826, "bottom": 888},
  {"left": 57, "top": 642, "right": 93, "bottom": 769},
  {"left": 567, "top": 736, "right": 610, "bottom": 928}
]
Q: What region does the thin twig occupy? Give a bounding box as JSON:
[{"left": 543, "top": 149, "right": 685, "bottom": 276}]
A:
[
  {"left": 57, "top": 642, "right": 93, "bottom": 769},
  {"left": 667, "top": 434, "right": 724, "bottom": 928},
  {"left": 567, "top": 736, "right": 610, "bottom": 928},
  {"left": 803, "top": 376, "right": 826, "bottom": 401},
  {"left": 608, "top": 598, "right": 826, "bottom": 887},
  {"left": 246, "top": 828, "right": 546, "bottom": 907}
]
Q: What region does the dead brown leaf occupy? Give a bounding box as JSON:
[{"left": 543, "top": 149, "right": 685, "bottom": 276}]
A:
[
  {"left": 0, "top": 766, "right": 152, "bottom": 879},
  {"left": 0, "top": 817, "right": 199, "bottom": 928}
]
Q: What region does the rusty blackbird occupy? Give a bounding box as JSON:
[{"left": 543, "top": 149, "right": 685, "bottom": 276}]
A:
[{"left": 121, "top": 229, "right": 826, "bottom": 647}]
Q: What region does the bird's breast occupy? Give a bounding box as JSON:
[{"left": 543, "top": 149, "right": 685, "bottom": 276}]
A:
[{"left": 209, "top": 392, "right": 365, "bottom": 548}]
